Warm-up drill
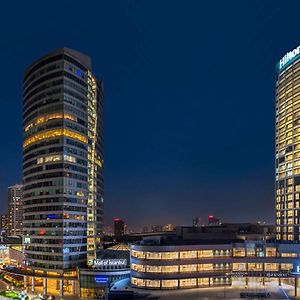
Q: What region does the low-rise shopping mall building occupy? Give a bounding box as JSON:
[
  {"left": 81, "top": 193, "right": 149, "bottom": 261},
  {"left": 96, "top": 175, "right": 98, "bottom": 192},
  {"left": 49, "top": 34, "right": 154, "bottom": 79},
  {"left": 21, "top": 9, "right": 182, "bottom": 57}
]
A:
[{"left": 130, "top": 226, "right": 300, "bottom": 296}]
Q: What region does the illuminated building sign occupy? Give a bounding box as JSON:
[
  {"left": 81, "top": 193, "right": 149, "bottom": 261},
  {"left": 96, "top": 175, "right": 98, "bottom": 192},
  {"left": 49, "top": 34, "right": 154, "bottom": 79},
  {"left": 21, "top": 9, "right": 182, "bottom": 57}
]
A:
[
  {"left": 93, "top": 259, "right": 127, "bottom": 268},
  {"left": 95, "top": 276, "right": 108, "bottom": 284},
  {"left": 278, "top": 45, "right": 300, "bottom": 73}
]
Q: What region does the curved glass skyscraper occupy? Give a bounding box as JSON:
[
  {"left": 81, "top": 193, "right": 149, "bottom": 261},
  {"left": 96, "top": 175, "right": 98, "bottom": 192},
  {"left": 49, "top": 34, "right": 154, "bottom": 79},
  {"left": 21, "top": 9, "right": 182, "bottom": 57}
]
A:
[
  {"left": 276, "top": 45, "right": 300, "bottom": 241},
  {"left": 23, "top": 48, "right": 104, "bottom": 275}
]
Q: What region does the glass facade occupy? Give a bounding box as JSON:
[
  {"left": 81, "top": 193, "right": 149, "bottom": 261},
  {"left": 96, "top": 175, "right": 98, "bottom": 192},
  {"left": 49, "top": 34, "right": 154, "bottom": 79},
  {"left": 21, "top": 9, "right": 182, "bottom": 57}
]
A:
[
  {"left": 7, "top": 184, "right": 23, "bottom": 236},
  {"left": 79, "top": 271, "right": 129, "bottom": 299},
  {"left": 23, "top": 48, "right": 104, "bottom": 273},
  {"left": 276, "top": 56, "right": 300, "bottom": 241},
  {"left": 131, "top": 243, "right": 297, "bottom": 290}
]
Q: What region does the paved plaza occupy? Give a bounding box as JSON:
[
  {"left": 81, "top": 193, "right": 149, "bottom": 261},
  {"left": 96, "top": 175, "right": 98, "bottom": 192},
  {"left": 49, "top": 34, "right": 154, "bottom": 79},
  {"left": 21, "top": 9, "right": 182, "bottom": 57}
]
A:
[{"left": 132, "top": 281, "right": 297, "bottom": 300}]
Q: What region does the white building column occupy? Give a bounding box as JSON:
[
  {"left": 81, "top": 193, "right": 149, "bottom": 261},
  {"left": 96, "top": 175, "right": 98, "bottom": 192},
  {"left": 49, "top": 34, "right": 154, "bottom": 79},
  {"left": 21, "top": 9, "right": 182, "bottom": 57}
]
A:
[
  {"left": 23, "top": 276, "right": 27, "bottom": 289},
  {"left": 43, "top": 278, "right": 47, "bottom": 295},
  {"left": 72, "top": 280, "right": 76, "bottom": 295},
  {"left": 59, "top": 279, "right": 64, "bottom": 297},
  {"left": 31, "top": 276, "right": 35, "bottom": 293}
]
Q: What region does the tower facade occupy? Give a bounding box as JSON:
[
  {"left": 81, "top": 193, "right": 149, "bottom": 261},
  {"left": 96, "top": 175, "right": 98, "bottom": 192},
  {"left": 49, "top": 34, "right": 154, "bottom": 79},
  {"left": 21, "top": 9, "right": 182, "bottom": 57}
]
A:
[
  {"left": 7, "top": 184, "right": 23, "bottom": 236},
  {"left": 23, "top": 48, "right": 104, "bottom": 273},
  {"left": 114, "top": 218, "right": 125, "bottom": 237},
  {"left": 276, "top": 45, "right": 300, "bottom": 241}
]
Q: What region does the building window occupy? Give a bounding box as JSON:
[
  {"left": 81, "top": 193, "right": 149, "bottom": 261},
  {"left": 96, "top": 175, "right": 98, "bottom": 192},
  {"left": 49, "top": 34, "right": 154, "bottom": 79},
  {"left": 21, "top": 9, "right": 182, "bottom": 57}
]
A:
[
  {"left": 179, "top": 251, "right": 197, "bottom": 259},
  {"left": 264, "top": 263, "right": 279, "bottom": 271},
  {"left": 198, "top": 278, "right": 209, "bottom": 286},
  {"left": 180, "top": 264, "right": 197, "bottom": 273},
  {"left": 131, "top": 263, "right": 146, "bottom": 272},
  {"left": 161, "top": 252, "right": 179, "bottom": 260},
  {"left": 161, "top": 280, "right": 178, "bottom": 288},
  {"left": 198, "top": 250, "right": 213, "bottom": 258},
  {"left": 146, "top": 252, "right": 162, "bottom": 260},
  {"left": 198, "top": 264, "right": 213, "bottom": 271},
  {"left": 146, "top": 280, "right": 160, "bottom": 288},
  {"left": 131, "top": 250, "right": 146, "bottom": 259},
  {"left": 281, "top": 263, "right": 293, "bottom": 270},
  {"left": 146, "top": 265, "right": 161, "bottom": 273},
  {"left": 161, "top": 265, "right": 179, "bottom": 273},
  {"left": 131, "top": 277, "right": 145, "bottom": 287},
  {"left": 233, "top": 248, "right": 245, "bottom": 257},
  {"left": 179, "top": 278, "right": 197, "bottom": 288},
  {"left": 266, "top": 247, "right": 277, "bottom": 257},
  {"left": 232, "top": 263, "right": 246, "bottom": 271},
  {"left": 281, "top": 252, "right": 297, "bottom": 257},
  {"left": 248, "top": 263, "right": 263, "bottom": 271}
]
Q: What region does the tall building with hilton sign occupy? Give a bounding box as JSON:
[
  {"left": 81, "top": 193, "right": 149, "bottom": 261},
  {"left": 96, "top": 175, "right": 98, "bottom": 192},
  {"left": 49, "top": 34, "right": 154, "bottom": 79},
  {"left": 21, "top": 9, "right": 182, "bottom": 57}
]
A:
[{"left": 276, "top": 45, "right": 300, "bottom": 241}]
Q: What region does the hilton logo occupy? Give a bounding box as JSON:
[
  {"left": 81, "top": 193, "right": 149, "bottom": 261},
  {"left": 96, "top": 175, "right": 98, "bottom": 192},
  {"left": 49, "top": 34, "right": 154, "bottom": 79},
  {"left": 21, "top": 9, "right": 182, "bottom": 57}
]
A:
[{"left": 279, "top": 45, "right": 300, "bottom": 70}]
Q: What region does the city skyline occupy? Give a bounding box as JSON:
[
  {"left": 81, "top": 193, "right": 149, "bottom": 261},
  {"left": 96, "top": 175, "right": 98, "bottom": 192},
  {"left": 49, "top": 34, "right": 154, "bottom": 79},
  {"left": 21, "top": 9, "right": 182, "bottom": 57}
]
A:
[{"left": 0, "top": 1, "right": 298, "bottom": 229}]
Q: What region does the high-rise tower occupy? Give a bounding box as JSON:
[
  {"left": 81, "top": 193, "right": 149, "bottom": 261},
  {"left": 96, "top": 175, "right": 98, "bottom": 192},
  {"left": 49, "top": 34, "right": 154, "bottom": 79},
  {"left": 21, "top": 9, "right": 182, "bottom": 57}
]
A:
[
  {"left": 7, "top": 184, "right": 23, "bottom": 236},
  {"left": 276, "top": 45, "right": 300, "bottom": 241},
  {"left": 23, "top": 48, "right": 104, "bottom": 275}
]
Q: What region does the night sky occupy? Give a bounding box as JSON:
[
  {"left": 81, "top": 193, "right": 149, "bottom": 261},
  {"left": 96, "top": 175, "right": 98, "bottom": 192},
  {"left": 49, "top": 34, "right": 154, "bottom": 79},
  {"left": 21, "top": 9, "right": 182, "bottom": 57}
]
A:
[{"left": 0, "top": 1, "right": 299, "bottom": 230}]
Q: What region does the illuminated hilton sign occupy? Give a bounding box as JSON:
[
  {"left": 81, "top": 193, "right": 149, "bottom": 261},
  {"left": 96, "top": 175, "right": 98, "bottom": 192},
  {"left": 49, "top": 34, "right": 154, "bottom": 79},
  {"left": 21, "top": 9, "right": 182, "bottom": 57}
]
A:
[{"left": 278, "top": 45, "right": 300, "bottom": 72}]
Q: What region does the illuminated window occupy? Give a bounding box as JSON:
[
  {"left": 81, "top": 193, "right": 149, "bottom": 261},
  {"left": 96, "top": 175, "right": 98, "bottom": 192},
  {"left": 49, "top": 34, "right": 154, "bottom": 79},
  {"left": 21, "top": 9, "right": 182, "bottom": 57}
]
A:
[
  {"left": 131, "top": 277, "right": 145, "bottom": 287},
  {"left": 264, "top": 263, "right": 279, "bottom": 271},
  {"left": 180, "top": 264, "right": 197, "bottom": 273},
  {"left": 232, "top": 263, "right": 246, "bottom": 271},
  {"left": 146, "top": 265, "right": 161, "bottom": 273},
  {"left": 36, "top": 154, "right": 62, "bottom": 164},
  {"left": 161, "top": 265, "right": 179, "bottom": 273},
  {"left": 248, "top": 263, "right": 263, "bottom": 271},
  {"left": 246, "top": 248, "right": 256, "bottom": 257},
  {"left": 198, "top": 278, "right": 209, "bottom": 286},
  {"left": 266, "top": 247, "right": 276, "bottom": 257},
  {"left": 131, "top": 263, "right": 146, "bottom": 272},
  {"left": 281, "top": 263, "right": 293, "bottom": 270},
  {"left": 146, "top": 280, "right": 160, "bottom": 288},
  {"left": 23, "top": 128, "right": 87, "bottom": 148},
  {"left": 146, "top": 252, "right": 162, "bottom": 260},
  {"left": 161, "top": 280, "right": 178, "bottom": 288},
  {"left": 24, "top": 113, "right": 76, "bottom": 132},
  {"left": 131, "top": 250, "right": 146, "bottom": 259},
  {"left": 198, "top": 264, "right": 213, "bottom": 271},
  {"left": 198, "top": 250, "right": 213, "bottom": 257},
  {"left": 233, "top": 248, "right": 245, "bottom": 257},
  {"left": 281, "top": 252, "right": 297, "bottom": 257},
  {"left": 214, "top": 263, "right": 230, "bottom": 270},
  {"left": 179, "top": 278, "right": 197, "bottom": 288},
  {"left": 63, "top": 154, "right": 76, "bottom": 163},
  {"left": 161, "top": 252, "right": 179, "bottom": 260},
  {"left": 179, "top": 251, "right": 197, "bottom": 259}
]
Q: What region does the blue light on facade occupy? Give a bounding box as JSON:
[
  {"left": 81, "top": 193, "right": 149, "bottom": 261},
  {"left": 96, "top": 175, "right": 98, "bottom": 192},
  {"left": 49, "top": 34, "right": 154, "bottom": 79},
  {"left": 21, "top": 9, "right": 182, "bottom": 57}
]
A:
[
  {"left": 47, "top": 214, "right": 57, "bottom": 219},
  {"left": 95, "top": 276, "right": 109, "bottom": 284},
  {"left": 76, "top": 69, "right": 84, "bottom": 78}
]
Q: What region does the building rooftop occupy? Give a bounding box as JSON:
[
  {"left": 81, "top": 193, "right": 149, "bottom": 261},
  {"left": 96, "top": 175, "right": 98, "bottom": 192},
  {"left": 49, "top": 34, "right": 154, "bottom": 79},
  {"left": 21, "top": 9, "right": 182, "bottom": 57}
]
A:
[{"left": 107, "top": 243, "right": 130, "bottom": 251}]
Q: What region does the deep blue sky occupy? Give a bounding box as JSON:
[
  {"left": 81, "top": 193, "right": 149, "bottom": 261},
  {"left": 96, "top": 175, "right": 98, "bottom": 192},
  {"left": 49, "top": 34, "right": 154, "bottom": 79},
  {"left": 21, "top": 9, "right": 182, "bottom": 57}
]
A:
[{"left": 0, "top": 1, "right": 298, "bottom": 230}]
